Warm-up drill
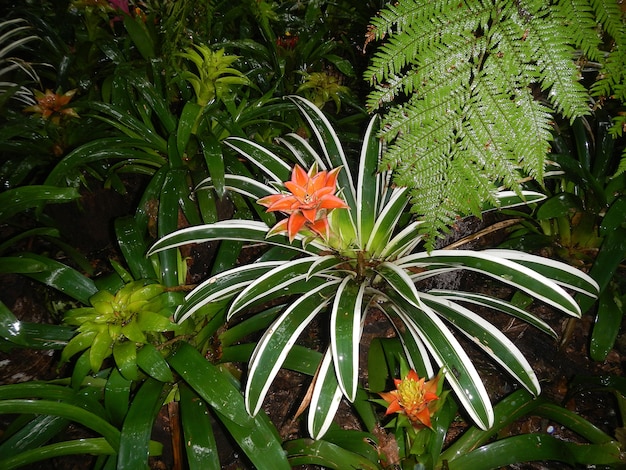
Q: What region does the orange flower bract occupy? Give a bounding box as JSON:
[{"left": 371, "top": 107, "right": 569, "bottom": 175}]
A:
[
  {"left": 24, "top": 89, "right": 79, "bottom": 124},
  {"left": 258, "top": 164, "right": 348, "bottom": 242},
  {"left": 379, "top": 370, "right": 440, "bottom": 429}
]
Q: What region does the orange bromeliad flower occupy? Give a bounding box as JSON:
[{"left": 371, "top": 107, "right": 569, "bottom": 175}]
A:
[
  {"left": 258, "top": 164, "right": 348, "bottom": 242},
  {"left": 379, "top": 370, "right": 440, "bottom": 429},
  {"left": 24, "top": 89, "right": 79, "bottom": 124}
]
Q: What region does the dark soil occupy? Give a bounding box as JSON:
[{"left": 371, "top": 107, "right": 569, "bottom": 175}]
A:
[{"left": 0, "top": 188, "right": 624, "bottom": 470}]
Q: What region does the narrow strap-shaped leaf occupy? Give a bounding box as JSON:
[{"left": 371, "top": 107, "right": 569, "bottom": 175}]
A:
[
  {"left": 196, "top": 174, "right": 276, "bottom": 200},
  {"left": 386, "top": 291, "right": 494, "bottom": 430},
  {"left": 428, "top": 290, "right": 557, "bottom": 338},
  {"left": 224, "top": 137, "right": 291, "bottom": 183},
  {"left": 398, "top": 250, "right": 582, "bottom": 317},
  {"left": 168, "top": 342, "right": 290, "bottom": 470},
  {"left": 147, "top": 220, "right": 318, "bottom": 256},
  {"left": 378, "top": 220, "right": 425, "bottom": 260},
  {"left": 179, "top": 385, "right": 219, "bottom": 470},
  {"left": 448, "top": 434, "right": 622, "bottom": 469},
  {"left": 246, "top": 281, "right": 340, "bottom": 416},
  {"left": 118, "top": 378, "right": 166, "bottom": 470},
  {"left": 375, "top": 261, "right": 422, "bottom": 307},
  {"left": 0, "top": 400, "right": 121, "bottom": 449},
  {"left": 286, "top": 437, "right": 382, "bottom": 469},
  {"left": 175, "top": 261, "right": 285, "bottom": 323},
  {"left": 0, "top": 302, "right": 74, "bottom": 349},
  {"left": 228, "top": 255, "right": 341, "bottom": 318},
  {"left": 177, "top": 101, "right": 203, "bottom": 158},
  {"left": 199, "top": 133, "right": 226, "bottom": 198},
  {"left": 0, "top": 438, "right": 120, "bottom": 470},
  {"left": 137, "top": 343, "right": 174, "bottom": 382},
  {"left": 277, "top": 133, "right": 325, "bottom": 170},
  {"left": 287, "top": 96, "right": 357, "bottom": 210},
  {"left": 330, "top": 276, "right": 365, "bottom": 402},
  {"left": 484, "top": 249, "right": 599, "bottom": 297},
  {"left": 157, "top": 167, "right": 183, "bottom": 287},
  {"left": 0, "top": 415, "right": 68, "bottom": 458},
  {"left": 365, "top": 187, "right": 410, "bottom": 255},
  {"left": 356, "top": 115, "right": 382, "bottom": 246},
  {"left": 421, "top": 293, "right": 541, "bottom": 395},
  {"left": 17, "top": 253, "right": 97, "bottom": 305},
  {"left": 114, "top": 216, "right": 155, "bottom": 280},
  {"left": 590, "top": 288, "right": 624, "bottom": 361},
  {"left": 307, "top": 347, "right": 344, "bottom": 440},
  {"left": 481, "top": 190, "right": 546, "bottom": 212},
  {"left": 0, "top": 186, "right": 80, "bottom": 223},
  {"left": 104, "top": 368, "right": 131, "bottom": 427},
  {"left": 375, "top": 302, "right": 435, "bottom": 380}
]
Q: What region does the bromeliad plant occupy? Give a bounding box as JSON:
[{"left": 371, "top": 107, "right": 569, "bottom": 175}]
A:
[{"left": 149, "top": 96, "right": 599, "bottom": 438}]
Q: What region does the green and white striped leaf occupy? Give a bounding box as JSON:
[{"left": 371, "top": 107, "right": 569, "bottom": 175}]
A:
[
  {"left": 388, "top": 292, "right": 494, "bottom": 430},
  {"left": 148, "top": 220, "right": 323, "bottom": 256},
  {"left": 379, "top": 220, "right": 425, "bottom": 260},
  {"left": 375, "top": 261, "right": 422, "bottom": 307},
  {"left": 366, "top": 187, "right": 410, "bottom": 256},
  {"left": 398, "top": 250, "right": 582, "bottom": 317},
  {"left": 288, "top": 96, "right": 357, "bottom": 210},
  {"left": 356, "top": 115, "right": 382, "bottom": 246},
  {"left": 246, "top": 281, "right": 340, "bottom": 416},
  {"left": 484, "top": 249, "right": 599, "bottom": 297},
  {"left": 422, "top": 293, "right": 541, "bottom": 395},
  {"left": 308, "top": 348, "right": 344, "bottom": 440},
  {"left": 228, "top": 256, "right": 342, "bottom": 319},
  {"left": 376, "top": 301, "right": 435, "bottom": 379},
  {"left": 277, "top": 133, "right": 327, "bottom": 170},
  {"left": 176, "top": 261, "right": 285, "bottom": 323},
  {"left": 195, "top": 175, "right": 277, "bottom": 201},
  {"left": 330, "top": 277, "right": 365, "bottom": 402},
  {"left": 482, "top": 190, "right": 547, "bottom": 212},
  {"left": 224, "top": 137, "right": 291, "bottom": 183},
  {"left": 428, "top": 290, "right": 557, "bottom": 339}
]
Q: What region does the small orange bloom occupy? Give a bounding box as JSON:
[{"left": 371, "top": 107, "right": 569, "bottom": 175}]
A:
[
  {"left": 379, "top": 370, "right": 439, "bottom": 428},
  {"left": 258, "top": 164, "right": 348, "bottom": 242},
  {"left": 24, "top": 89, "right": 79, "bottom": 124}
]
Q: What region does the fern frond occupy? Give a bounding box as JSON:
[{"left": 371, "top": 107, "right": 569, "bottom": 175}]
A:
[{"left": 365, "top": 0, "right": 616, "bottom": 246}]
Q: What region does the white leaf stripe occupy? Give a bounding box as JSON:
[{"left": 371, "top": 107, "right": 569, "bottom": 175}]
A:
[
  {"left": 195, "top": 175, "right": 277, "bottom": 200},
  {"left": 484, "top": 249, "right": 599, "bottom": 296},
  {"left": 376, "top": 261, "right": 422, "bottom": 307},
  {"left": 365, "top": 186, "right": 410, "bottom": 255},
  {"left": 224, "top": 137, "right": 291, "bottom": 183},
  {"left": 245, "top": 281, "right": 340, "bottom": 416},
  {"left": 422, "top": 293, "right": 541, "bottom": 395},
  {"left": 379, "top": 220, "right": 425, "bottom": 259},
  {"left": 308, "top": 348, "right": 343, "bottom": 439},
  {"left": 397, "top": 250, "right": 582, "bottom": 317},
  {"left": 330, "top": 277, "right": 364, "bottom": 401},
  {"left": 375, "top": 301, "right": 435, "bottom": 379},
  {"left": 174, "top": 261, "right": 285, "bottom": 323},
  {"left": 276, "top": 134, "right": 327, "bottom": 170},
  {"left": 228, "top": 256, "right": 341, "bottom": 318},
  {"left": 428, "top": 289, "right": 557, "bottom": 338},
  {"left": 389, "top": 293, "right": 494, "bottom": 429}
]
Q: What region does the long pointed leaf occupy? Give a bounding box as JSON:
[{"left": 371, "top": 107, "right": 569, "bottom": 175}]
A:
[
  {"left": 224, "top": 137, "right": 291, "bottom": 183},
  {"left": 330, "top": 276, "right": 365, "bottom": 402},
  {"left": 356, "top": 116, "right": 382, "bottom": 246},
  {"left": 246, "top": 281, "right": 340, "bottom": 416},
  {"left": 308, "top": 348, "right": 344, "bottom": 440},
  {"left": 427, "top": 290, "right": 557, "bottom": 338},
  {"left": 386, "top": 291, "right": 494, "bottom": 429},
  {"left": 422, "top": 293, "right": 541, "bottom": 395},
  {"left": 398, "top": 250, "right": 583, "bottom": 317},
  {"left": 228, "top": 255, "right": 341, "bottom": 318},
  {"left": 168, "top": 342, "right": 290, "bottom": 470}
]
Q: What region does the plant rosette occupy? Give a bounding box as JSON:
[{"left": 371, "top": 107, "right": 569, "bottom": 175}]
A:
[
  {"left": 61, "top": 279, "right": 178, "bottom": 379},
  {"left": 148, "top": 96, "right": 599, "bottom": 439}
]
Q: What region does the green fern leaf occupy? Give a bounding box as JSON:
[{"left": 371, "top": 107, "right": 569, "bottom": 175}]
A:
[{"left": 365, "top": 0, "right": 623, "bottom": 248}]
